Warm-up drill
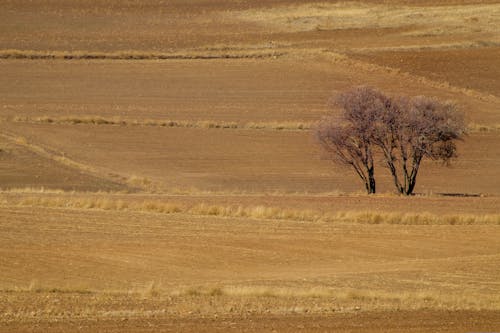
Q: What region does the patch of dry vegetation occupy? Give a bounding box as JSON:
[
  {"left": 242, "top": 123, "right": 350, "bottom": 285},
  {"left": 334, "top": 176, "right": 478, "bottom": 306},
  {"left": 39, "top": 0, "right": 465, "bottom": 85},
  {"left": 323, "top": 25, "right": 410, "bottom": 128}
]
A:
[
  {"left": 10, "top": 116, "right": 313, "bottom": 131},
  {"left": 7, "top": 196, "right": 500, "bottom": 225},
  {"left": 0, "top": 49, "right": 286, "bottom": 60},
  {"left": 1, "top": 285, "right": 498, "bottom": 316},
  {"left": 170, "top": 285, "right": 500, "bottom": 311},
  {"left": 468, "top": 123, "right": 500, "bottom": 132},
  {"left": 233, "top": 2, "right": 500, "bottom": 37},
  {"left": 245, "top": 121, "right": 312, "bottom": 130}
]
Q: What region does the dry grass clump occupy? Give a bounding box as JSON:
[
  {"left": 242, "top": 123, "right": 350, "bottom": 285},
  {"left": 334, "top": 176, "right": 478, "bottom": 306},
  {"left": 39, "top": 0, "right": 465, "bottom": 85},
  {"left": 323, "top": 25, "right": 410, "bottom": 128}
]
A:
[
  {"left": 138, "top": 201, "right": 182, "bottom": 214},
  {"left": 245, "top": 121, "right": 313, "bottom": 130},
  {"left": 189, "top": 203, "right": 319, "bottom": 221},
  {"left": 127, "top": 175, "right": 157, "bottom": 192},
  {"left": 196, "top": 120, "right": 238, "bottom": 129},
  {"left": 468, "top": 123, "right": 500, "bottom": 132},
  {"left": 17, "top": 196, "right": 129, "bottom": 211},
  {"left": 7, "top": 196, "right": 500, "bottom": 225}
]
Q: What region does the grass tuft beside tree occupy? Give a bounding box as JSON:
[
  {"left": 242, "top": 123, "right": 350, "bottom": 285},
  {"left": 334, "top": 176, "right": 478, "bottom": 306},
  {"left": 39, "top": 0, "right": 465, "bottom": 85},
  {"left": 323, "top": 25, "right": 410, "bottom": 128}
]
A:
[{"left": 315, "top": 86, "right": 466, "bottom": 195}]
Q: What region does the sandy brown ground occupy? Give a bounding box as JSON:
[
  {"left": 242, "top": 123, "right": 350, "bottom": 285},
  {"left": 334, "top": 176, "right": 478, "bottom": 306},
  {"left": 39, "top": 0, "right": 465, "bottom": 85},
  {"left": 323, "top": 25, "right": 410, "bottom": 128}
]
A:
[
  {"left": 1, "top": 0, "right": 500, "bottom": 331},
  {"left": 2, "top": 122, "right": 500, "bottom": 194},
  {"left": 350, "top": 47, "right": 500, "bottom": 96},
  {"left": 0, "top": 56, "right": 499, "bottom": 194},
  {"left": 0, "top": 205, "right": 499, "bottom": 332},
  {"left": 1, "top": 206, "right": 499, "bottom": 290},
  {"left": 2, "top": 311, "right": 500, "bottom": 333}
]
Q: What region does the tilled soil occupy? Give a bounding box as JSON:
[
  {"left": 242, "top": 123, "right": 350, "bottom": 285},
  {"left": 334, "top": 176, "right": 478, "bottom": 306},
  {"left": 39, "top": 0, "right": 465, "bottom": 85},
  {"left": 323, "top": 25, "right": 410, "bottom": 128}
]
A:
[{"left": 1, "top": 311, "right": 499, "bottom": 333}]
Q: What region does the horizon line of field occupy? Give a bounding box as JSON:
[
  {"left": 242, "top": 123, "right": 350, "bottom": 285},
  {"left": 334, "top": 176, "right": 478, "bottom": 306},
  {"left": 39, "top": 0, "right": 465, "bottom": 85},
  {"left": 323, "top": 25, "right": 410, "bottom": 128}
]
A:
[
  {"left": 7, "top": 116, "right": 500, "bottom": 132},
  {"left": 3, "top": 196, "right": 499, "bottom": 225}
]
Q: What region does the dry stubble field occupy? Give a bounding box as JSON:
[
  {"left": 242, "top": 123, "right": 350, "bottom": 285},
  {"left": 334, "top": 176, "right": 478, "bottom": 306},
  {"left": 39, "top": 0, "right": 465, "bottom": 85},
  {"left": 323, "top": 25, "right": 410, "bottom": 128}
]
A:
[{"left": 1, "top": 0, "right": 500, "bottom": 332}]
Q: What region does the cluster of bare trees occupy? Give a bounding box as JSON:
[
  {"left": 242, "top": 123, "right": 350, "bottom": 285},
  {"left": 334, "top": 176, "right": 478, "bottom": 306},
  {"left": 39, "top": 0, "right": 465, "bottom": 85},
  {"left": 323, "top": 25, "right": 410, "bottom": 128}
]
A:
[{"left": 315, "top": 86, "right": 466, "bottom": 195}]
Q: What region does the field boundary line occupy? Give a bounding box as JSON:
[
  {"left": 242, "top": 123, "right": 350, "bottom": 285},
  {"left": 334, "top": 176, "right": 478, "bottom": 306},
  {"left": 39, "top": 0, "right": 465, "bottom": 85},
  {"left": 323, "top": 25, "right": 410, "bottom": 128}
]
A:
[
  {"left": 0, "top": 49, "right": 286, "bottom": 60},
  {"left": 7, "top": 116, "right": 314, "bottom": 131},
  {"left": 0, "top": 131, "right": 134, "bottom": 190},
  {"left": 8, "top": 116, "right": 500, "bottom": 133}
]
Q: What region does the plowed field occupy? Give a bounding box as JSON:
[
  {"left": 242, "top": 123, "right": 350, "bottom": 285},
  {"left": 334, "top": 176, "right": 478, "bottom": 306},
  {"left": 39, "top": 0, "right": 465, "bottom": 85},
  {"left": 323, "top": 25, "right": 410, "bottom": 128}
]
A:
[{"left": 1, "top": 0, "right": 499, "bottom": 331}]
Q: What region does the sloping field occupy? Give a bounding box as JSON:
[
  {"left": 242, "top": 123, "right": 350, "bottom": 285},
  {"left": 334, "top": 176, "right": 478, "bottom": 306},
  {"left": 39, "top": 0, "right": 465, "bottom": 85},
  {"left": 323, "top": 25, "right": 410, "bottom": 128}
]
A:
[
  {"left": 0, "top": 205, "right": 499, "bottom": 331},
  {"left": 0, "top": 136, "right": 125, "bottom": 192},
  {"left": 351, "top": 47, "right": 500, "bottom": 97},
  {"left": 1, "top": 0, "right": 499, "bottom": 332},
  {"left": 1, "top": 56, "right": 499, "bottom": 124},
  {"left": 1, "top": 55, "right": 500, "bottom": 194},
  {"left": 2, "top": 123, "right": 500, "bottom": 195},
  {"left": 1, "top": 0, "right": 499, "bottom": 52},
  {"left": 0, "top": 59, "right": 335, "bottom": 122},
  {"left": 0, "top": 205, "right": 499, "bottom": 301}
]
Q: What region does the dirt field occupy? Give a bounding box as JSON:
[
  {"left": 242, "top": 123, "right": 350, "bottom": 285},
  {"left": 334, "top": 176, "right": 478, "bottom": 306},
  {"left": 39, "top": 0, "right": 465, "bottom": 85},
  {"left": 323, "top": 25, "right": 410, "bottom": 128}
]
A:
[
  {"left": 1, "top": 0, "right": 499, "bottom": 332},
  {"left": 1, "top": 205, "right": 500, "bottom": 331}
]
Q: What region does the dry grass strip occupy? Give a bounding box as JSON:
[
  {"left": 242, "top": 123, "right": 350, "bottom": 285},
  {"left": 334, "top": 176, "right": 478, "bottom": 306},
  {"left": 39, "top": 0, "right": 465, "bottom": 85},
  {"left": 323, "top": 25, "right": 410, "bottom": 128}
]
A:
[
  {"left": 6, "top": 196, "right": 500, "bottom": 225},
  {"left": 10, "top": 116, "right": 314, "bottom": 131},
  {"left": 0, "top": 49, "right": 285, "bottom": 60}
]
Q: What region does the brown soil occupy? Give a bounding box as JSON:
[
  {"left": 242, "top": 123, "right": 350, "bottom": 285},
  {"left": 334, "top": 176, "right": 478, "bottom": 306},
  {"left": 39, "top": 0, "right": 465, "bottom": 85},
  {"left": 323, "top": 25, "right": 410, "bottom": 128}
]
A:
[
  {"left": 1, "top": 1, "right": 499, "bottom": 331},
  {"left": 1, "top": 206, "right": 499, "bottom": 295},
  {"left": 1, "top": 206, "right": 499, "bottom": 332},
  {"left": 1, "top": 311, "right": 499, "bottom": 333},
  {"left": 0, "top": 137, "right": 125, "bottom": 192},
  {"left": 351, "top": 47, "right": 500, "bottom": 96},
  {"left": 2, "top": 123, "right": 499, "bottom": 195}
]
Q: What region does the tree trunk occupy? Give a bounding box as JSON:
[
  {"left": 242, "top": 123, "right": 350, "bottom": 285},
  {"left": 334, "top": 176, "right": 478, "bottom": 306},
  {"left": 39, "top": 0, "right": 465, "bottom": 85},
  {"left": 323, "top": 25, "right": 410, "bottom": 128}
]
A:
[
  {"left": 405, "top": 157, "right": 422, "bottom": 195},
  {"left": 367, "top": 165, "right": 376, "bottom": 194},
  {"left": 384, "top": 159, "right": 404, "bottom": 194}
]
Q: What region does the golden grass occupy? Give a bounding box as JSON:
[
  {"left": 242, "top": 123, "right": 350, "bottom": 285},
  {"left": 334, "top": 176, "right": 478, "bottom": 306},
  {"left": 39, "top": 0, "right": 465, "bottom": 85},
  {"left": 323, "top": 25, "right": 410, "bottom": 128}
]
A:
[
  {"left": 0, "top": 187, "right": 130, "bottom": 195},
  {"left": 3, "top": 284, "right": 498, "bottom": 312},
  {"left": 127, "top": 175, "right": 158, "bottom": 192},
  {"left": 468, "top": 123, "right": 500, "bottom": 132},
  {"left": 0, "top": 49, "right": 285, "bottom": 60},
  {"left": 245, "top": 121, "right": 313, "bottom": 130},
  {"left": 1, "top": 280, "right": 93, "bottom": 295},
  {"left": 10, "top": 116, "right": 313, "bottom": 131},
  {"left": 233, "top": 2, "right": 500, "bottom": 36},
  {"left": 171, "top": 285, "right": 500, "bottom": 310},
  {"left": 7, "top": 196, "right": 500, "bottom": 225}
]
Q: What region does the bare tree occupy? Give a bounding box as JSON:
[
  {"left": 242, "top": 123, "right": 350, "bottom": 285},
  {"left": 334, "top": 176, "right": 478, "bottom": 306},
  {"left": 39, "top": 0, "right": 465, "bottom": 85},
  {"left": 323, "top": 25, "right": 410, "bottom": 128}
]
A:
[
  {"left": 374, "top": 96, "right": 466, "bottom": 195},
  {"left": 316, "top": 86, "right": 466, "bottom": 195},
  {"left": 315, "top": 87, "right": 389, "bottom": 194}
]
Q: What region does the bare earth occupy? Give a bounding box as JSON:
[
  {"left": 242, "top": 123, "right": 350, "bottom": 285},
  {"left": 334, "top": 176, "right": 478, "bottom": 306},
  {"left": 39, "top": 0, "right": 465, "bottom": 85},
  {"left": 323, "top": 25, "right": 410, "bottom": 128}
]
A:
[{"left": 0, "top": 0, "right": 499, "bottom": 332}]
